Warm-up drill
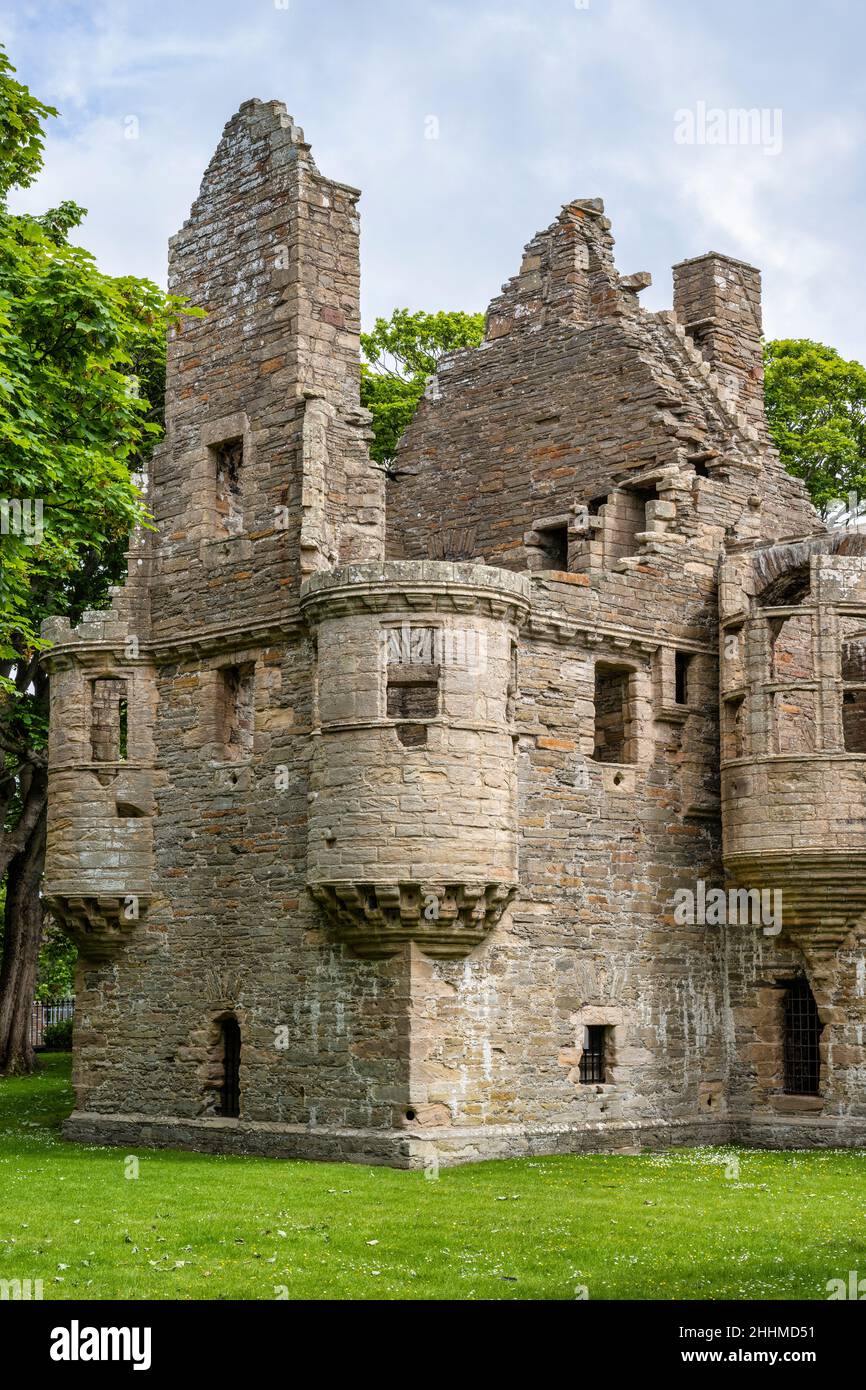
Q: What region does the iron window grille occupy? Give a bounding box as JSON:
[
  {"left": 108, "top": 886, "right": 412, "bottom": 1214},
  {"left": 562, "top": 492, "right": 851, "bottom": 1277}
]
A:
[
  {"left": 579, "top": 1025, "right": 608, "bottom": 1084},
  {"left": 783, "top": 977, "right": 822, "bottom": 1096}
]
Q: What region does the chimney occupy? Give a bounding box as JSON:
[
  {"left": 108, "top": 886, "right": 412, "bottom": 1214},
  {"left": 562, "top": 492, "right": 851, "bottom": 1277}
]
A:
[{"left": 672, "top": 253, "right": 765, "bottom": 436}]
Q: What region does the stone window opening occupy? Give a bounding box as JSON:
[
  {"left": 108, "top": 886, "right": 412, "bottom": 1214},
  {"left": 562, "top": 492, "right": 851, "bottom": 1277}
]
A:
[
  {"left": 722, "top": 694, "right": 745, "bottom": 761},
  {"left": 841, "top": 634, "right": 866, "bottom": 753},
  {"left": 536, "top": 521, "right": 568, "bottom": 571},
  {"left": 212, "top": 436, "right": 245, "bottom": 537},
  {"left": 619, "top": 483, "right": 658, "bottom": 560},
  {"left": 674, "top": 651, "right": 692, "bottom": 707},
  {"left": 592, "top": 663, "right": 635, "bottom": 764},
  {"left": 506, "top": 640, "right": 519, "bottom": 723},
  {"left": 218, "top": 1014, "right": 241, "bottom": 1118},
  {"left": 579, "top": 1025, "right": 610, "bottom": 1084},
  {"left": 385, "top": 625, "right": 440, "bottom": 732},
  {"left": 90, "top": 678, "right": 129, "bottom": 763},
  {"left": 783, "top": 977, "right": 823, "bottom": 1097},
  {"left": 219, "top": 662, "right": 255, "bottom": 761},
  {"left": 842, "top": 688, "right": 866, "bottom": 752}
]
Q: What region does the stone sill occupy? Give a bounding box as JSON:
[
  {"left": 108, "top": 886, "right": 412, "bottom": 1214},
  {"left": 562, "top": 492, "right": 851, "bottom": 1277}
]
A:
[{"left": 769, "top": 1095, "right": 825, "bottom": 1115}]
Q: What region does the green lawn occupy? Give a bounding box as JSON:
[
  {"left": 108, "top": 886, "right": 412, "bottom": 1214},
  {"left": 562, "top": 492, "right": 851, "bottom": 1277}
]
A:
[{"left": 1, "top": 1054, "right": 865, "bottom": 1300}]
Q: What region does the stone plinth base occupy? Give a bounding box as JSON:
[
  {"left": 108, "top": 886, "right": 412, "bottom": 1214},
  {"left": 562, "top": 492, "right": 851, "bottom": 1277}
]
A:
[
  {"left": 63, "top": 1110, "right": 866, "bottom": 1167},
  {"left": 60, "top": 1111, "right": 753, "bottom": 1168}
]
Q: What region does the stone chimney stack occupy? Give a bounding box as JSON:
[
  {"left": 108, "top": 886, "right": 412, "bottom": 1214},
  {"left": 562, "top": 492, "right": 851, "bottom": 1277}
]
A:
[{"left": 672, "top": 252, "right": 765, "bottom": 436}]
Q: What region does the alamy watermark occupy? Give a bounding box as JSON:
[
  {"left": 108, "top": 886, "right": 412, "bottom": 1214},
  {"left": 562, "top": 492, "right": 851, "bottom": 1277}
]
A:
[
  {"left": 0, "top": 1276, "right": 43, "bottom": 1300},
  {"left": 673, "top": 879, "right": 782, "bottom": 936},
  {"left": 827, "top": 1270, "right": 866, "bottom": 1299},
  {"left": 381, "top": 622, "right": 487, "bottom": 674},
  {"left": 0, "top": 498, "right": 43, "bottom": 544},
  {"left": 674, "top": 102, "right": 783, "bottom": 157}
]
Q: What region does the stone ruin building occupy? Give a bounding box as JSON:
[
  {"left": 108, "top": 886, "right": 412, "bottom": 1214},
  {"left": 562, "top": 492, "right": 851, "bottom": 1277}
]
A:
[{"left": 42, "top": 100, "right": 866, "bottom": 1166}]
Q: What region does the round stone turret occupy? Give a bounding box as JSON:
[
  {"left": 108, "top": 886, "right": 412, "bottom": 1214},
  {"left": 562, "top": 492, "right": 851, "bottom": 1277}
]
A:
[
  {"left": 720, "top": 535, "right": 866, "bottom": 930},
  {"left": 301, "top": 561, "right": 529, "bottom": 957}
]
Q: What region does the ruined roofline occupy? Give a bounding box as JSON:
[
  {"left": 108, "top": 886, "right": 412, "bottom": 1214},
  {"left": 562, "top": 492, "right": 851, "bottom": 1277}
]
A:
[{"left": 171, "top": 98, "right": 362, "bottom": 245}]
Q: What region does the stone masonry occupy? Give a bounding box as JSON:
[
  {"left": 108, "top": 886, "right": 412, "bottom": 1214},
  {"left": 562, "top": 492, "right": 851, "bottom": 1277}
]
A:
[{"left": 42, "top": 100, "right": 866, "bottom": 1166}]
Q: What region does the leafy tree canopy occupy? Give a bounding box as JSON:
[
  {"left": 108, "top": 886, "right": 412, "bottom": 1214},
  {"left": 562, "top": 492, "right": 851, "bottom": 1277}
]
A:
[
  {"left": 764, "top": 338, "right": 866, "bottom": 512},
  {"left": 0, "top": 46, "right": 190, "bottom": 655},
  {"left": 360, "top": 308, "right": 484, "bottom": 464}
]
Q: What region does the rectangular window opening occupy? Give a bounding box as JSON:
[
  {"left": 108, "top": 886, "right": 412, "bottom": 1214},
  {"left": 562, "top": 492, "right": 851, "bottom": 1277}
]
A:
[
  {"left": 213, "top": 437, "right": 244, "bottom": 537},
  {"left": 386, "top": 626, "right": 440, "bottom": 723},
  {"left": 579, "top": 1025, "right": 609, "bottom": 1084},
  {"left": 842, "top": 688, "right": 866, "bottom": 753},
  {"left": 593, "top": 664, "right": 633, "bottom": 764},
  {"left": 722, "top": 695, "right": 745, "bottom": 761},
  {"left": 220, "top": 663, "right": 255, "bottom": 761},
  {"left": 537, "top": 524, "right": 568, "bottom": 571},
  {"left": 783, "top": 977, "right": 822, "bottom": 1096},
  {"left": 674, "top": 651, "right": 692, "bottom": 707},
  {"left": 90, "top": 678, "right": 129, "bottom": 763}
]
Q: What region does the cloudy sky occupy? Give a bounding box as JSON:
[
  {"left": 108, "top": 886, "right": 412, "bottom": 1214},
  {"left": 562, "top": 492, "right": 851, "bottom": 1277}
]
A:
[{"left": 3, "top": 0, "right": 864, "bottom": 360}]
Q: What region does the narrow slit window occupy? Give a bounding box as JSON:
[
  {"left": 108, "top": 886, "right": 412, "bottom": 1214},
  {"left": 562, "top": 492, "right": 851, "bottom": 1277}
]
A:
[
  {"left": 674, "top": 652, "right": 692, "bottom": 707},
  {"left": 90, "top": 678, "right": 129, "bottom": 763},
  {"left": 579, "top": 1025, "right": 609, "bottom": 1084},
  {"left": 118, "top": 699, "right": 128, "bottom": 761},
  {"left": 593, "top": 664, "right": 632, "bottom": 764},
  {"left": 213, "top": 437, "right": 244, "bottom": 536},
  {"left": 220, "top": 663, "right": 255, "bottom": 760},
  {"left": 219, "top": 1016, "right": 241, "bottom": 1118},
  {"left": 783, "top": 978, "right": 822, "bottom": 1096}
]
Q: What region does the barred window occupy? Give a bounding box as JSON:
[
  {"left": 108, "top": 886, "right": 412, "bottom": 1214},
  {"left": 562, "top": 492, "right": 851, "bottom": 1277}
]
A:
[
  {"left": 783, "top": 977, "right": 822, "bottom": 1096},
  {"left": 579, "top": 1025, "right": 609, "bottom": 1084}
]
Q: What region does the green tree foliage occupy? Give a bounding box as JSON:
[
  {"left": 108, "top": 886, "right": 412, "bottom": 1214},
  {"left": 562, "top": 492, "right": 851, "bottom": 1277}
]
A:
[
  {"left": 360, "top": 308, "right": 484, "bottom": 464},
  {"left": 764, "top": 339, "right": 866, "bottom": 511},
  {"left": 0, "top": 46, "right": 191, "bottom": 1073}
]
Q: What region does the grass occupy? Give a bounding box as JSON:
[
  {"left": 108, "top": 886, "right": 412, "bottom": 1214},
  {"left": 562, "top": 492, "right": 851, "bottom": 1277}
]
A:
[{"left": 1, "top": 1054, "right": 865, "bottom": 1300}]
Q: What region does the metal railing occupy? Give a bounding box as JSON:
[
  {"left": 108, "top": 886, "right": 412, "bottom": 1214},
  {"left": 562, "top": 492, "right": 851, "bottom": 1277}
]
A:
[{"left": 29, "top": 997, "right": 74, "bottom": 1049}]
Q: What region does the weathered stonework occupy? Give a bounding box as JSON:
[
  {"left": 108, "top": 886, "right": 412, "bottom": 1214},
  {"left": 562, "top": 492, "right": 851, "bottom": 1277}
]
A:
[{"left": 43, "top": 99, "right": 866, "bottom": 1166}]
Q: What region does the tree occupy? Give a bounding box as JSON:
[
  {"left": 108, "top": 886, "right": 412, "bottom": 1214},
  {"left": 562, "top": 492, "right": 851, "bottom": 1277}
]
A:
[
  {"left": 360, "top": 308, "right": 484, "bottom": 465},
  {"left": 0, "top": 48, "right": 188, "bottom": 1073},
  {"left": 764, "top": 339, "right": 866, "bottom": 512}
]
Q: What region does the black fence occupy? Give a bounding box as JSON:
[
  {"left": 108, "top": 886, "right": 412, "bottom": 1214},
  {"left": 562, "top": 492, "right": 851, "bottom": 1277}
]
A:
[{"left": 29, "top": 997, "right": 74, "bottom": 1049}]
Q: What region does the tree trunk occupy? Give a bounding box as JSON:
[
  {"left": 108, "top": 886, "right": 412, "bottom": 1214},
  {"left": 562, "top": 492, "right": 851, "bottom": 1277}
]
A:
[{"left": 0, "top": 790, "right": 47, "bottom": 1075}]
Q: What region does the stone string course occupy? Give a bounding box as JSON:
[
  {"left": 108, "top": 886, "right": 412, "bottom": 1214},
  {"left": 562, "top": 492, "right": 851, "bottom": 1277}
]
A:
[{"left": 43, "top": 99, "right": 866, "bottom": 1165}]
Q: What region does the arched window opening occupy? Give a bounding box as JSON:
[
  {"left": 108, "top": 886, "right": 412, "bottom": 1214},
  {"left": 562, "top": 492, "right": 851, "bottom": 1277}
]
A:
[{"left": 219, "top": 1015, "right": 241, "bottom": 1118}]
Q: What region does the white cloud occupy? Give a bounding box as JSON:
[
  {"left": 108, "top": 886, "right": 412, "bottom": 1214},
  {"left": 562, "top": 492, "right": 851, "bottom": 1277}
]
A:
[{"left": 2, "top": 0, "right": 864, "bottom": 358}]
